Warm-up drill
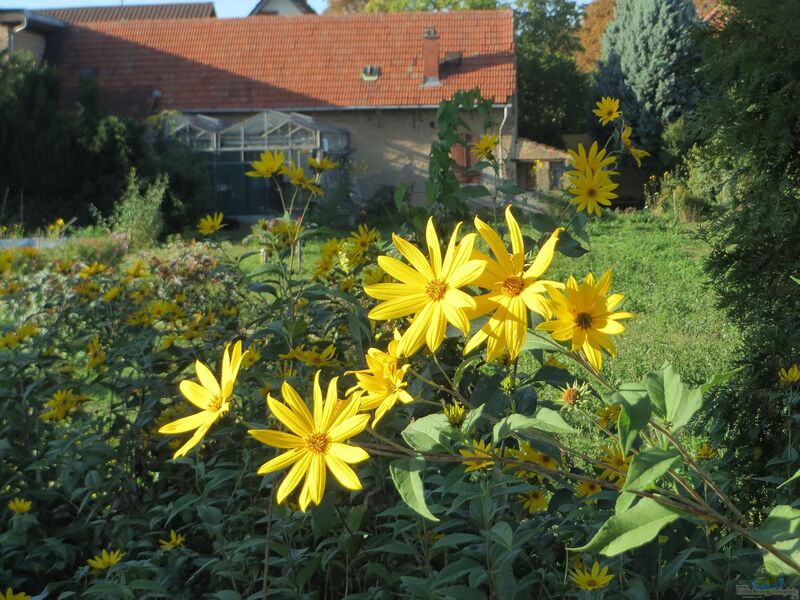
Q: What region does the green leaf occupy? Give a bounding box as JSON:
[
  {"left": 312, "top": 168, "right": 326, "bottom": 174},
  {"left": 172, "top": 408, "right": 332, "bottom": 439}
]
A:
[
  {"left": 461, "top": 404, "right": 484, "bottom": 436},
  {"left": 610, "top": 386, "right": 651, "bottom": 454},
  {"left": 554, "top": 230, "right": 588, "bottom": 258},
  {"left": 756, "top": 505, "right": 800, "bottom": 576},
  {"left": 699, "top": 366, "right": 744, "bottom": 394},
  {"left": 394, "top": 183, "right": 409, "bottom": 211},
  {"left": 492, "top": 408, "right": 575, "bottom": 443},
  {"left": 521, "top": 331, "right": 561, "bottom": 352},
  {"left": 389, "top": 456, "right": 439, "bottom": 522},
  {"left": 488, "top": 521, "right": 513, "bottom": 549},
  {"left": 528, "top": 211, "right": 556, "bottom": 234},
  {"left": 432, "top": 533, "right": 484, "bottom": 551},
  {"left": 497, "top": 181, "right": 523, "bottom": 196},
  {"left": 778, "top": 467, "right": 800, "bottom": 489},
  {"left": 615, "top": 491, "right": 636, "bottom": 513},
  {"left": 401, "top": 413, "right": 451, "bottom": 452},
  {"left": 570, "top": 497, "right": 681, "bottom": 556},
  {"left": 646, "top": 364, "right": 702, "bottom": 431},
  {"left": 622, "top": 448, "right": 681, "bottom": 492}
]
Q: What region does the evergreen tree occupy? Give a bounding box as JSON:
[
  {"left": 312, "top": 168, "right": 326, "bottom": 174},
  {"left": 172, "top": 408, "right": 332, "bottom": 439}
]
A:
[{"left": 594, "top": 0, "right": 698, "bottom": 153}]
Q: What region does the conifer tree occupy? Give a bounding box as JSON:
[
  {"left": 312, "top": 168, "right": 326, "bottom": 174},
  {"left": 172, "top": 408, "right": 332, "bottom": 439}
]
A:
[{"left": 594, "top": 0, "right": 698, "bottom": 153}]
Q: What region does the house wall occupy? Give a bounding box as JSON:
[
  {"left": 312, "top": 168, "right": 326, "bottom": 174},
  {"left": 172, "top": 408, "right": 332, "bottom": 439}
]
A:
[
  {"left": 0, "top": 27, "right": 8, "bottom": 55},
  {"left": 313, "top": 106, "right": 516, "bottom": 204},
  {"left": 253, "top": 0, "right": 308, "bottom": 16},
  {"left": 11, "top": 30, "right": 46, "bottom": 61}
]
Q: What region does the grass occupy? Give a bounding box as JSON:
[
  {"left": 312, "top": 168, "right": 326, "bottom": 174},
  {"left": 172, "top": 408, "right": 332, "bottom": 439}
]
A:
[{"left": 539, "top": 210, "right": 740, "bottom": 387}]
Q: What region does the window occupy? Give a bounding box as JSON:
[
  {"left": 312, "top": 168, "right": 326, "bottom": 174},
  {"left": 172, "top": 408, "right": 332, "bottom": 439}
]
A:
[{"left": 361, "top": 65, "right": 380, "bottom": 81}]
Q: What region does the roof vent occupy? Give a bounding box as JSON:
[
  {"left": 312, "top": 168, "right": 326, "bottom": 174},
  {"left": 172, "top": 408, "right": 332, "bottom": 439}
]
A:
[{"left": 361, "top": 65, "right": 380, "bottom": 81}]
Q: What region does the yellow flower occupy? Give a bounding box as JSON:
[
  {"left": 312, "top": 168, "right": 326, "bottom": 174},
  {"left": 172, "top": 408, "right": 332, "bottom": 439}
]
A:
[
  {"left": 598, "top": 444, "right": 631, "bottom": 483},
  {"left": 248, "top": 371, "right": 370, "bottom": 512},
  {"left": 361, "top": 264, "right": 386, "bottom": 286},
  {"left": 507, "top": 441, "right": 559, "bottom": 482},
  {"left": 247, "top": 150, "right": 285, "bottom": 178},
  {"left": 347, "top": 338, "right": 413, "bottom": 426},
  {"left": 465, "top": 207, "right": 563, "bottom": 360},
  {"left": 1, "top": 588, "right": 30, "bottom": 600},
  {"left": 696, "top": 442, "right": 716, "bottom": 460},
  {"left": 40, "top": 389, "right": 88, "bottom": 421},
  {"left": 538, "top": 271, "right": 633, "bottom": 372},
  {"left": 473, "top": 133, "right": 499, "bottom": 161},
  {"left": 159, "top": 341, "right": 245, "bottom": 458},
  {"left": 79, "top": 262, "right": 107, "bottom": 279},
  {"left": 87, "top": 549, "right": 124, "bottom": 573},
  {"left": 308, "top": 155, "right": 339, "bottom": 172},
  {"left": 159, "top": 530, "right": 185, "bottom": 551},
  {"left": 102, "top": 286, "right": 123, "bottom": 302},
  {"left": 14, "top": 323, "right": 38, "bottom": 343},
  {"left": 198, "top": 212, "right": 225, "bottom": 235},
  {"left": 158, "top": 335, "right": 175, "bottom": 351},
  {"left": 459, "top": 439, "right": 495, "bottom": 472},
  {"left": 86, "top": 336, "right": 106, "bottom": 370},
  {"left": 519, "top": 491, "right": 548, "bottom": 513},
  {"left": 620, "top": 123, "right": 651, "bottom": 168},
  {"left": 567, "top": 167, "right": 618, "bottom": 217},
  {"left": 282, "top": 161, "right": 322, "bottom": 196},
  {"left": 443, "top": 400, "right": 466, "bottom": 428},
  {"left": 242, "top": 347, "right": 262, "bottom": 368},
  {"left": 8, "top": 498, "right": 31, "bottom": 514},
  {"left": 570, "top": 561, "right": 614, "bottom": 590},
  {"left": 280, "top": 344, "right": 336, "bottom": 367},
  {"left": 575, "top": 480, "right": 602, "bottom": 498},
  {"left": 0, "top": 281, "right": 22, "bottom": 296},
  {"left": 567, "top": 142, "right": 616, "bottom": 177},
  {"left": 593, "top": 97, "right": 622, "bottom": 126},
  {"left": 0, "top": 331, "right": 18, "bottom": 349},
  {"left": 560, "top": 382, "right": 587, "bottom": 407},
  {"left": 596, "top": 404, "right": 621, "bottom": 429},
  {"left": 779, "top": 364, "right": 800, "bottom": 384},
  {"left": 125, "top": 259, "right": 147, "bottom": 281},
  {"left": 74, "top": 280, "right": 100, "bottom": 300},
  {"left": 365, "top": 218, "right": 485, "bottom": 357}
]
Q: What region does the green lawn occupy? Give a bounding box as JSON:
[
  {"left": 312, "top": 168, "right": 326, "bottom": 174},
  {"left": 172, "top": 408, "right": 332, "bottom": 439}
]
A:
[{"left": 539, "top": 210, "right": 740, "bottom": 387}]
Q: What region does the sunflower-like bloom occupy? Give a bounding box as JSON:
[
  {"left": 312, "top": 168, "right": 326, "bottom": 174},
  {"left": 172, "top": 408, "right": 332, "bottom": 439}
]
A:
[
  {"left": 1, "top": 588, "right": 30, "bottom": 600},
  {"left": 347, "top": 335, "right": 413, "bottom": 426},
  {"left": 621, "top": 123, "right": 651, "bottom": 168},
  {"left": 308, "top": 155, "right": 339, "bottom": 172},
  {"left": 593, "top": 97, "right": 622, "bottom": 126},
  {"left": 249, "top": 372, "right": 370, "bottom": 512},
  {"left": 159, "top": 341, "right": 245, "bottom": 458},
  {"left": 283, "top": 161, "right": 322, "bottom": 196},
  {"left": 246, "top": 150, "right": 285, "bottom": 178},
  {"left": 567, "top": 141, "right": 616, "bottom": 177},
  {"left": 465, "top": 207, "right": 563, "bottom": 361},
  {"left": 596, "top": 404, "right": 621, "bottom": 429},
  {"left": 87, "top": 549, "right": 124, "bottom": 574},
  {"left": 365, "top": 218, "right": 486, "bottom": 357},
  {"left": 443, "top": 400, "right": 466, "bottom": 428},
  {"left": 519, "top": 491, "right": 548, "bottom": 513},
  {"left": 198, "top": 212, "right": 225, "bottom": 235},
  {"left": 159, "top": 530, "right": 185, "bottom": 550},
  {"left": 779, "top": 364, "right": 800, "bottom": 384},
  {"left": 506, "top": 440, "right": 559, "bottom": 482},
  {"left": 575, "top": 480, "right": 602, "bottom": 498},
  {"left": 598, "top": 444, "right": 631, "bottom": 483},
  {"left": 473, "top": 133, "right": 499, "bottom": 161},
  {"left": 570, "top": 561, "right": 614, "bottom": 590},
  {"left": 538, "top": 272, "right": 632, "bottom": 372},
  {"left": 567, "top": 168, "right": 618, "bottom": 217},
  {"left": 695, "top": 442, "right": 716, "bottom": 460},
  {"left": 459, "top": 439, "right": 495, "bottom": 472},
  {"left": 8, "top": 498, "right": 31, "bottom": 513}
]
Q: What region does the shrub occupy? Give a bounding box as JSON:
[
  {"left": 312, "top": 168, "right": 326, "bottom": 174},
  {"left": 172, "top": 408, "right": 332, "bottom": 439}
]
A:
[{"left": 105, "top": 170, "right": 167, "bottom": 249}]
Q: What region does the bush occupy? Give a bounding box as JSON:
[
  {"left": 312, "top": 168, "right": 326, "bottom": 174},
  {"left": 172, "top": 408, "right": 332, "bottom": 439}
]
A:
[{"left": 105, "top": 170, "right": 167, "bottom": 248}]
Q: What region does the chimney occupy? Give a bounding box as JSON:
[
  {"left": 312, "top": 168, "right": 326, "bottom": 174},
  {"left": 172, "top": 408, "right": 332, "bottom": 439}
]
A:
[{"left": 422, "top": 26, "right": 440, "bottom": 85}]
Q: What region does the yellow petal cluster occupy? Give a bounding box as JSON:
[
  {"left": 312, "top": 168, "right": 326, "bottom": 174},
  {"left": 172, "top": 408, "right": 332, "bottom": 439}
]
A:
[
  {"left": 198, "top": 212, "right": 225, "bottom": 235},
  {"left": 593, "top": 97, "right": 622, "bottom": 126},
  {"left": 570, "top": 561, "right": 614, "bottom": 590},
  {"left": 249, "top": 371, "right": 370, "bottom": 511},
  {"left": 159, "top": 341, "right": 245, "bottom": 458}
]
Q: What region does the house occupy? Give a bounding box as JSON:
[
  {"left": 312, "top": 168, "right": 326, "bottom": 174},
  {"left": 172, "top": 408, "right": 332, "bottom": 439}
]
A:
[
  {"left": 513, "top": 139, "right": 570, "bottom": 193},
  {"left": 2, "top": 7, "right": 516, "bottom": 216}
]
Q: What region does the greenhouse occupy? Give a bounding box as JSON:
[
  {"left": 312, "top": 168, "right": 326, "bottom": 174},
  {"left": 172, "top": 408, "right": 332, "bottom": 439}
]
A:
[{"left": 167, "top": 110, "right": 349, "bottom": 215}]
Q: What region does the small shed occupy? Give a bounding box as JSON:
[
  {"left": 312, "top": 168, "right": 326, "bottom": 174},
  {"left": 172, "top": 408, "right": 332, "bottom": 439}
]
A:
[{"left": 512, "top": 138, "right": 571, "bottom": 192}]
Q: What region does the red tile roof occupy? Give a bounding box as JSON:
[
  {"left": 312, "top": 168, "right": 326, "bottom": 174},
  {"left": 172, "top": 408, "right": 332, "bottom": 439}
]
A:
[
  {"left": 55, "top": 10, "right": 515, "bottom": 116},
  {"left": 39, "top": 3, "right": 216, "bottom": 23}
]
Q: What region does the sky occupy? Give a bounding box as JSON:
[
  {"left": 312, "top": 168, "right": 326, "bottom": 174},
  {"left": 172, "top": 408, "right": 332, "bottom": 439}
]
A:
[
  {"left": 16, "top": 0, "right": 590, "bottom": 19},
  {"left": 13, "top": 0, "right": 329, "bottom": 17}
]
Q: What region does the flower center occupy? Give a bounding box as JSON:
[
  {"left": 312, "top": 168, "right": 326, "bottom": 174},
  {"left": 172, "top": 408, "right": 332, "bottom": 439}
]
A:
[
  {"left": 501, "top": 275, "right": 524, "bottom": 297},
  {"left": 306, "top": 432, "right": 331, "bottom": 454},
  {"left": 586, "top": 187, "right": 597, "bottom": 198},
  {"left": 208, "top": 395, "right": 224, "bottom": 412},
  {"left": 425, "top": 279, "right": 448, "bottom": 301},
  {"left": 576, "top": 312, "right": 593, "bottom": 329},
  {"left": 587, "top": 579, "right": 598, "bottom": 587},
  {"left": 562, "top": 388, "right": 580, "bottom": 405}
]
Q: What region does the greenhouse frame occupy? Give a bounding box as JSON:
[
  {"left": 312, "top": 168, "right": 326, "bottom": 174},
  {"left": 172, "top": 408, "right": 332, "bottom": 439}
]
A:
[{"left": 167, "top": 110, "right": 349, "bottom": 215}]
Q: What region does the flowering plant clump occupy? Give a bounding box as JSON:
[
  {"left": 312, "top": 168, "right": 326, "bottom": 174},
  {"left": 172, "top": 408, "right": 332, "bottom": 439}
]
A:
[{"left": 0, "top": 91, "right": 797, "bottom": 598}]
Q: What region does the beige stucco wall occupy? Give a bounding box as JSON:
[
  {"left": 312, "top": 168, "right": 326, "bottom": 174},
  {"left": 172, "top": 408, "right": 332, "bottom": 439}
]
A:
[
  {"left": 313, "top": 107, "right": 516, "bottom": 204},
  {"left": 0, "top": 27, "right": 8, "bottom": 55},
  {"left": 12, "top": 30, "right": 46, "bottom": 61}
]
